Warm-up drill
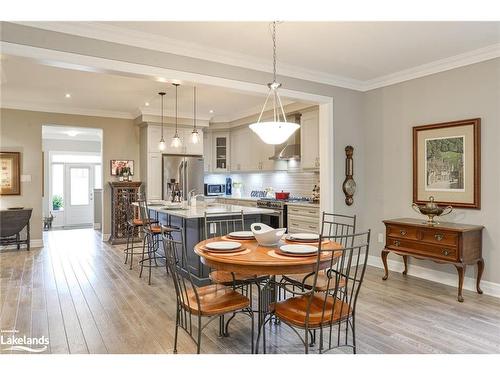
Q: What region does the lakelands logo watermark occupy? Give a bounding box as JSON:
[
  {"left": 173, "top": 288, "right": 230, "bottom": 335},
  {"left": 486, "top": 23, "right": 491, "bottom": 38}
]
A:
[{"left": 0, "top": 329, "right": 49, "bottom": 353}]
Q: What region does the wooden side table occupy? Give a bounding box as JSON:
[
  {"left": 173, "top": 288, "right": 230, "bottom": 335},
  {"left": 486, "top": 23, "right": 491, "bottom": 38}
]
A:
[{"left": 381, "top": 218, "right": 484, "bottom": 302}]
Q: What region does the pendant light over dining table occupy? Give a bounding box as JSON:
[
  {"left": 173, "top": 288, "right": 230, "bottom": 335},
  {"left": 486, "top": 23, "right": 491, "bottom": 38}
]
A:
[
  {"left": 249, "top": 21, "right": 299, "bottom": 145},
  {"left": 171, "top": 83, "right": 182, "bottom": 148},
  {"left": 158, "top": 91, "right": 166, "bottom": 151}
]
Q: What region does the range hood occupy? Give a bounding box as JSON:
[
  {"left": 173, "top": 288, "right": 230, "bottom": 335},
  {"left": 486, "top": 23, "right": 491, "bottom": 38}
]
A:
[
  {"left": 269, "top": 113, "right": 301, "bottom": 161},
  {"left": 269, "top": 143, "right": 301, "bottom": 160}
]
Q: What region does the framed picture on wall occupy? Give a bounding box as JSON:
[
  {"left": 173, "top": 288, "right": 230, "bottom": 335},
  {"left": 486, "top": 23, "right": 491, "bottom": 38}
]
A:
[
  {"left": 413, "top": 118, "right": 481, "bottom": 209},
  {"left": 0, "top": 151, "right": 21, "bottom": 195},
  {"left": 110, "top": 160, "right": 134, "bottom": 176}
]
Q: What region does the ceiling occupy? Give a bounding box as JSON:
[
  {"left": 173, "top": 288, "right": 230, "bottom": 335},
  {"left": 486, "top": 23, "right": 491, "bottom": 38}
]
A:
[
  {"left": 0, "top": 55, "right": 294, "bottom": 121},
  {"left": 18, "top": 21, "right": 500, "bottom": 88},
  {"left": 42, "top": 125, "right": 102, "bottom": 142}
]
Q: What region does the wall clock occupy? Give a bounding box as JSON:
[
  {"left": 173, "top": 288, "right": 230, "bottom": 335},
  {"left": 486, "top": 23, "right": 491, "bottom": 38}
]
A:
[{"left": 342, "top": 145, "right": 356, "bottom": 206}]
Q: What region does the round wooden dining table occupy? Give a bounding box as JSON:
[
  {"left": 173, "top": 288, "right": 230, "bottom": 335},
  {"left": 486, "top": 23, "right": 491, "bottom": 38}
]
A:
[{"left": 194, "top": 236, "right": 343, "bottom": 276}]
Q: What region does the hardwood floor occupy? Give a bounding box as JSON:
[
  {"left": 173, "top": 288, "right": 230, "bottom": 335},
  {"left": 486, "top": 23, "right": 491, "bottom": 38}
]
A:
[{"left": 1, "top": 228, "right": 499, "bottom": 354}]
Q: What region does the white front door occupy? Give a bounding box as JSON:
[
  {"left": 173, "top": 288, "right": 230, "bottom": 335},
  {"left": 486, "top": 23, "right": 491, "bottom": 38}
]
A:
[{"left": 64, "top": 164, "right": 93, "bottom": 226}]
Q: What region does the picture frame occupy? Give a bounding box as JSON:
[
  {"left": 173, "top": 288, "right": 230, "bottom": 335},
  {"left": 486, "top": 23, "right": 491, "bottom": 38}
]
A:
[
  {"left": 413, "top": 118, "right": 481, "bottom": 209},
  {"left": 0, "top": 151, "right": 21, "bottom": 196},
  {"left": 110, "top": 160, "right": 134, "bottom": 176}
]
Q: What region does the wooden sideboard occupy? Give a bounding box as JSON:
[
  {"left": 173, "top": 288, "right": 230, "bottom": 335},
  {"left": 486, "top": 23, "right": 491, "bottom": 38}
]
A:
[
  {"left": 381, "top": 218, "right": 484, "bottom": 302},
  {"left": 109, "top": 181, "right": 142, "bottom": 245}
]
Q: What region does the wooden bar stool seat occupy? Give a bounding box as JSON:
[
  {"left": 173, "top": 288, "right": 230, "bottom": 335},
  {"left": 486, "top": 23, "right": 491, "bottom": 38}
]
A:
[
  {"left": 130, "top": 218, "right": 158, "bottom": 227},
  {"left": 184, "top": 284, "right": 250, "bottom": 316}
]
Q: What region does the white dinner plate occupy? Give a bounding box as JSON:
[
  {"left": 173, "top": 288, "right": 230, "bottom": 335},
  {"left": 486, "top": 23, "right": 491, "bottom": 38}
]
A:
[
  {"left": 205, "top": 241, "right": 242, "bottom": 251},
  {"left": 279, "top": 244, "right": 318, "bottom": 255},
  {"left": 228, "top": 231, "right": 254, "bottom": 238},
  {"left": 289, "top": 233, "right": 320, "bottom": 241}
]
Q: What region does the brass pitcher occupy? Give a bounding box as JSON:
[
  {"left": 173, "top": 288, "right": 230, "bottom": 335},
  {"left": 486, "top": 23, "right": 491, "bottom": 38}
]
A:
[{"left": 412, "top": 196, "right": 453, "bottom": 225}]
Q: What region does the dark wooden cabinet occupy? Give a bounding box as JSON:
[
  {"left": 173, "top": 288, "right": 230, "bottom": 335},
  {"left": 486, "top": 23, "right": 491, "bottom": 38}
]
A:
[
  {"left": 109, "top": 181, "right": 142, "bottom": 244},
  {"left": 381, "top": 218, "right": 484, "bottom": 302}
]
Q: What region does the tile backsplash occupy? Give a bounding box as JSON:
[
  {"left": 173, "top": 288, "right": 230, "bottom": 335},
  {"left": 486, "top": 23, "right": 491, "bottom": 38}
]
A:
[{"left": 204, "top": 171, "right": 320, "bottom": 198}]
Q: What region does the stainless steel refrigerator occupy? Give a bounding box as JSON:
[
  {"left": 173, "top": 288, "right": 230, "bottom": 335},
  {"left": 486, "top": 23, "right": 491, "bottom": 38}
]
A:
[{"left": 162, "top": 154, "right": 204, "bottom": 201}]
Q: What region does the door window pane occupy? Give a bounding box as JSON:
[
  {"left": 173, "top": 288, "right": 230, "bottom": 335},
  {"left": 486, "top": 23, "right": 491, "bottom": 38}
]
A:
[
  {"left": 70, "top": 168, "right": 89, "bottom": 205},
  {"left": 51, "top": 164, "right": 64, "bottom": 210}
]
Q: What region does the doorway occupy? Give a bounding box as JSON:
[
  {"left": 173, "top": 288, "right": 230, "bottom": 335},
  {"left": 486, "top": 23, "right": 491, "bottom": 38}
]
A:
[
  {"left": 42, "top": 125, "right": 103, "bottom": 230},
  {"left": 64, "top": 164, "right": 94, "bottom": 226}
]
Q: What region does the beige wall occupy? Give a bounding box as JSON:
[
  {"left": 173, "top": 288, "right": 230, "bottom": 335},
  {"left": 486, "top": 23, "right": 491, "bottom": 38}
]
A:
[
  {"left": 362, "top": 58, "right": 500, "bottom": 284},
  {"left": 0, "top": 109, "right": 139, "bottom": 241}
]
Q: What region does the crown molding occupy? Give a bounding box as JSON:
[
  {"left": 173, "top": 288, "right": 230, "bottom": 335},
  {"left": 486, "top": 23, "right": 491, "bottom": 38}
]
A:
[
  {"left": 361, "top": 43, "right": 500, "bottom": 91},
  {"left": 1, "top": 100, "right": 136, "bottom": 119},
  {"left": 13, "top": 22, "right": 500, "bottom": 93},
  {"left": 14, "top": 21, "right": 365, "bottom": 91}
]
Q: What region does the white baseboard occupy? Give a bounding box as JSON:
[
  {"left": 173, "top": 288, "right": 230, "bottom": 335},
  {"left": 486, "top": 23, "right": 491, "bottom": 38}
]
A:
[
  {"left": 0, "top": 239, "right": 43, "bottom": 250},
  {"left": 367, "top": 255, "right": 500, "bottom": 299},
  {"left": 102, "top": 233, "right": 111, "bottom": 242}
]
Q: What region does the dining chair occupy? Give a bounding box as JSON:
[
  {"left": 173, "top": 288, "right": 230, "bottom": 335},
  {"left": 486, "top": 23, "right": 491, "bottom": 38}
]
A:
[
  {"left": 204, "top": 211, "right": 267, "bottom": 336},
  {"left": 282, "top": 212, "right": 357, "bottom": 291},
  {"left": 162, "top": 227, "right": 254, "bottom": 354},
  {"left": 257, "top": 230, "right": 371, "bottom": 354}
]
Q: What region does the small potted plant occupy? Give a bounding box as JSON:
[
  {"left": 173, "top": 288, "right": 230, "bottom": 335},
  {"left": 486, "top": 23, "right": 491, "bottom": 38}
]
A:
[{"left": 52, "top": 195, "right": 64, "bottom": 211}]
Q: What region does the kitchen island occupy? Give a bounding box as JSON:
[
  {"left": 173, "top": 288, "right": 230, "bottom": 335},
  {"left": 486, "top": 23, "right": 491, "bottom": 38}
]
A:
[{"left": 144, "top": 202, "right": 276, "bottom": 284}]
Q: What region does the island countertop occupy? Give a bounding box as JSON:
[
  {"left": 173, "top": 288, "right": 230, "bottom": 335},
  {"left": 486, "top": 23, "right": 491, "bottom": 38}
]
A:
[{"left": 142, "top": 203, "right": 277, "bottom": 219}]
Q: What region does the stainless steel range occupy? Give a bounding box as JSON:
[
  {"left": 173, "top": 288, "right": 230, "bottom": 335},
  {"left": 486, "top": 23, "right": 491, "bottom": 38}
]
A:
[{"left": 256, "top": 197, "right": 313, "bottom": 228}]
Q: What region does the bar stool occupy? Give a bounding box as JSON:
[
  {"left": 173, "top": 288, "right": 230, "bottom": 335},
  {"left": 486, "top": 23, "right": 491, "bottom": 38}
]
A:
[
  {"left": 123, "top": 192, "right": 157, "bottom": 270},
  {"left": 138, "top": 198, "right": 180, "bottom": 285}
]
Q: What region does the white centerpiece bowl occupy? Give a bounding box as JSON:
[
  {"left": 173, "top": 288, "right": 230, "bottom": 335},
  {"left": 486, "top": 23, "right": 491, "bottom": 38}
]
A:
[{"left": 250, "top": 223, "right": 286, "bottom": 246}]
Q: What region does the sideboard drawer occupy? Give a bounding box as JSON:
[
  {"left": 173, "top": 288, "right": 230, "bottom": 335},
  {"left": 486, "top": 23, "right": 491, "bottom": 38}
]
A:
[
  {"left": 386, "top": 225, "right": 418, "bottom": 240},
  {"left": 420, "top": 229, "right": 458, "bottom": 247},
  {"left": 387, "top": 237, "right": 458, "bottom": 261}
]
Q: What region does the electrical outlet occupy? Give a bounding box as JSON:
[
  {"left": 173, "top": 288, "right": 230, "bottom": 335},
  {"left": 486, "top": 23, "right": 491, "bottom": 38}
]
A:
[{"left": 378, "top": 233, "right": 384, "bottom": 243}]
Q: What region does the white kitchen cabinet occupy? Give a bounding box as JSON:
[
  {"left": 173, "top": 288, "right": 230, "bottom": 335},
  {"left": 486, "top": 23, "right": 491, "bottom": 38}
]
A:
[
  {"left": 230, "top": 127, "right": 252, "bottom": 172},
  {"left": 147, "top": 152, "right": 162, "bottom": 200},
  {"left": 300, "top": 110, "right": 320, "bottom": 170},
  {"left": 287, "top": 204, "right": 320, "bottom": 234},
  {"left": 212, "top": 131, "right": 230, "bottom": 172},
  {"left": 203, "top": 131, "right": 212, "bottom": 172},
  {"left": 230, "top": 126, "right": 283, "bottom": 172}
]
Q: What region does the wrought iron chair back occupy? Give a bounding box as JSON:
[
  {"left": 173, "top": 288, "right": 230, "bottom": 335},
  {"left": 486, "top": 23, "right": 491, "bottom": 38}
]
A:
[
  {"left": 203, "top": 211, "right": 245, "bottom": 239},
  {"left": 307, "top": 231, "right": 370, "bottom": 352},
  {"left": 320, "top": 212, "right": 356, "bottom": 247},
  {"left": 268, "top": 231, "right": 370, "bottom": 354},
  {"left": 162, "top": 228, "right": 200, "bottom": 328},
  {"left": 137, "top": 196, "right": 154, "bottom": 233}
]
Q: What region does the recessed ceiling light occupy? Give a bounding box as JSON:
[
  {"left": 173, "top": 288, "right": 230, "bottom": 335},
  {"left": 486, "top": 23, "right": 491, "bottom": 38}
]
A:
[
  {"left": 66, "top": 130, "right": 79, "bottom": 137},
  {"left": 209, "top": 110, "right": 214, "bottom": 114},
  {"left": 145, "top": 102, "right": 150, "bottom": 106},
  {"left": 65, "top": 93, "right": 71, "bottom": 98}
]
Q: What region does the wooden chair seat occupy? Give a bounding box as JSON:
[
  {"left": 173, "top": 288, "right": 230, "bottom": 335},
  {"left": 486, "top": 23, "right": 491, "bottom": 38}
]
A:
[
  {"left": 284, "top": 270, "right": 347, "bottom": 291},
  {"left": 273, "top": 294, "right": 352, "bottom": 328},
  {"left": 183, "top": 284, "right": 250, "bottom": 316},
  {"left": 209, "top": 270, "right": 264, "bottom": 285}
]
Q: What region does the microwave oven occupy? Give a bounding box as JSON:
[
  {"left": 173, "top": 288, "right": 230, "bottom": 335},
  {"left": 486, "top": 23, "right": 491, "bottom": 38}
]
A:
[{"left": 204, "top": 183, "right": 225, "bottom": 196}]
